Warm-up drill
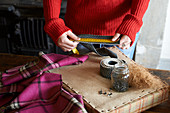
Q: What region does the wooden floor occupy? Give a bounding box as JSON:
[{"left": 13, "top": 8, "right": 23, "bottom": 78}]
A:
[{"left": 0, "top": 53, "right": 169, "bottom": 113}]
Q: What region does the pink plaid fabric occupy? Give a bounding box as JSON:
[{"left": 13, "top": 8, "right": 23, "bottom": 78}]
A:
[{"left": 0, "top": 52, "right": 88, "bottom": 113}]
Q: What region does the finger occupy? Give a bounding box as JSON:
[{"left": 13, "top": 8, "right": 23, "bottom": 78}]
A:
[
  {"left": 117, "top": 42, "right": 130, "bottom": 49},
  {"left": 62, "top": 42, "right": 78, "bottom": 50},
  {"left": 119, "top": 35, "right": 130, "bottom": 44},
  {"left": 67, "top": 30, "right": 80, "bottom": 41},
  {"left": 119, "top": 35, "right": 131, "bottom": 45},
  {"left": 122, "top": 42, "right": 131, "bottom": 49},
  {"left": 117, "top": 36, "right": 125, "bottom": 48},
  {"left": 63, "top": 48, "right": 72, "bottom": 52},
  {"left": 123, "top": 35, "right": 131, "bottom": 41},
  {"left": 112, "top": 33, "right": 121, "bottom": 41},
  {"left": 65, "top": 39, "right": 79, "bottom": 48},
  {"left": 117, "top": 35, "right": 131, "bottom": 49},
  {"left": 61, "top": 46, "right": 74, "bottom": 52},
  {"left": 58, "top": 36, "right": 79, "bottom": 48}
]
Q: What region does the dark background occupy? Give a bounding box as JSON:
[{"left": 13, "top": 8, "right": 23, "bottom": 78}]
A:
[{"left": 0, "top": 0, "right": 67, "bottom": 56}]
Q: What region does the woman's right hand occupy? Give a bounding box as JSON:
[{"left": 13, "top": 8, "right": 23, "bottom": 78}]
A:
[{"left": 57, "top": 30, "right": 80, "bottom": 52}]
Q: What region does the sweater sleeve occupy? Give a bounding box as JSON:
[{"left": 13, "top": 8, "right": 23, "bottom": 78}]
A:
[
  {"left": 116, "top": 0, "right": 150, "bottom": 46},
  {"left": 43, "top": 0, "right": 71, "bottom": 45}
]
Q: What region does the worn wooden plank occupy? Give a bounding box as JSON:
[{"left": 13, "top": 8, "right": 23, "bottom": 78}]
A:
[{"left": 0, "top": 53, "right": 38, "bottom": 71}]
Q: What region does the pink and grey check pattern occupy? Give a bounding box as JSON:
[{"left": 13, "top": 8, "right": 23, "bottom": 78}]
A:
[{"left": 0, "top": 52, "right": 88, "bottom": 113}]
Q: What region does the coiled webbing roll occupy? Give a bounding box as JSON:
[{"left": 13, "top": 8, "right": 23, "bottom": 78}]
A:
[{"left": 100, "top": 58, "right": 122, "bottom": 79}]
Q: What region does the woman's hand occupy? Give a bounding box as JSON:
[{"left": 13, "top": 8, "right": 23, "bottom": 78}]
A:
[
  {"left": 112, "top": 33, "right": 132, "bottom": 49},
  {"left": 57, "top": 30, "right": 80, "bottom": 52}
]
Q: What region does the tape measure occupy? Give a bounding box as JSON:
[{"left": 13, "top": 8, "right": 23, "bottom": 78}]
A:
[
  {"left": 72, "top": 48, "right": 80, "bottom": 55},
  {"left": 70, "top": 38, "right": 119, "bottom": 44},
  {"left": 70, "top": 34, "right": 120, "bottom": 55}
]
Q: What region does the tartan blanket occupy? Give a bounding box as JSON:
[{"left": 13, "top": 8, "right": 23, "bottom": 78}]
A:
[{"left": 0, "top": 52, "right": 88, "bottom": 113}]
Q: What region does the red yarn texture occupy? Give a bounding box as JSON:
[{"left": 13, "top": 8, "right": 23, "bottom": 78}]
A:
[{"left": 43, "top": 0, "right": 150, "bottom": 46}]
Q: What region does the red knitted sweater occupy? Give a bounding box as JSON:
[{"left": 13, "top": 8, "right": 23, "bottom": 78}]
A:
[{"left": 43, "top": 0, "right": 150, "bottom": 45}]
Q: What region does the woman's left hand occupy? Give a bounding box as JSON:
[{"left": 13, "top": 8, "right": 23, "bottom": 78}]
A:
[{"left": 112, "top": 33, "right": 132, "bottom": 49}]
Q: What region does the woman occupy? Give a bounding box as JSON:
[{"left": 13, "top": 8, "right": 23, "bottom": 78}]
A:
[{"left": 43, "top": 0, "right": 150, "bottom": 59}]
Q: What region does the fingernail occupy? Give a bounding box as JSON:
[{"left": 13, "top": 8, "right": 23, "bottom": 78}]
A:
[
  {"left": 74, "top": 42, "right": 79, "bottom": 45},
  {"left": 112, "top": 38, "right": 116, "bottom": 41}
]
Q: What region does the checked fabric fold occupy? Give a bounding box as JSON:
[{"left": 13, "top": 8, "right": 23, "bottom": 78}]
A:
[{"left": 0, "top": 52, "right": 88, "bottom": 113}]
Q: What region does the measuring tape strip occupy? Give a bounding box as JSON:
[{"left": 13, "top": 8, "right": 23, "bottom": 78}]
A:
[
  {"left": 70, "top": 38, "right": 119, "bottom": 44},
  {"left": 70, "top": 34, "right": 120, "bottom": 54},
  {"left": 70, "top": 34, "right": 120, "bottom": 45}
]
